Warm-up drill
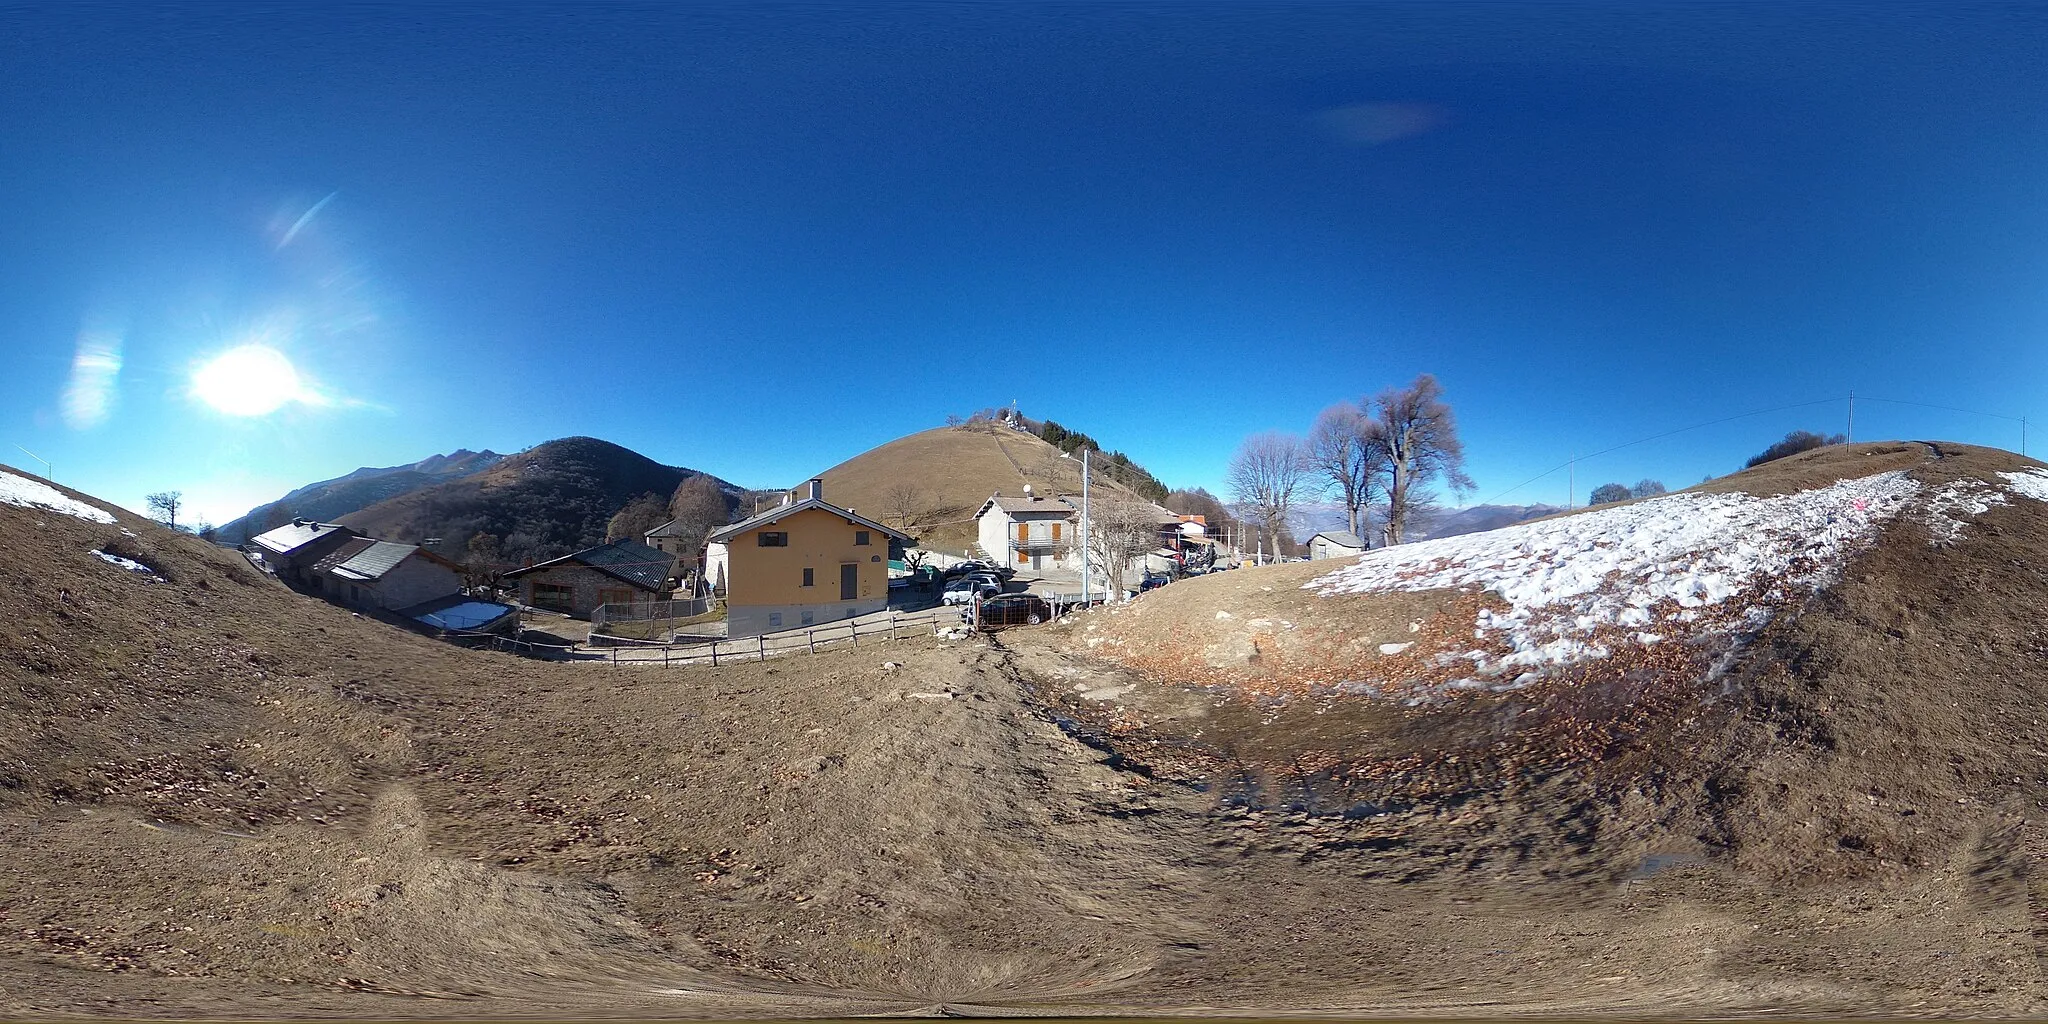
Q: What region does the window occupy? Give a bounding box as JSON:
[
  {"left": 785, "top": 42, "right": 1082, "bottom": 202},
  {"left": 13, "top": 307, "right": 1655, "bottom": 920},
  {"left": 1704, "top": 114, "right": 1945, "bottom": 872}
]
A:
[
  {"left": 802, "top": 567, "right": 814, "bottom": 587},
  {"left": 800, "top": 609, "right": 814, "bottom": 626},
  {"left": 855, "top": 530, "right": 870, "bottom": 546},
  {"left": 769, "top": 612, "right": 783, "bottom": 629},
  {"left": 758, "top": 531, "right": 788, "bottom": 546},
  {"left": 532, "top": 581, "right": 573, "bottom": 612}
]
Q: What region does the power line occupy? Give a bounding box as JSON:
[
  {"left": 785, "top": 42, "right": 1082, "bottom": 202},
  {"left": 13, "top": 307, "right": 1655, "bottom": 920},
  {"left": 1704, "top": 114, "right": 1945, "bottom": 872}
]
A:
[
  {"left": 1473, "top": 396, "right": 1846, "bottom": 506},
  {"left": 1853, "top": 395, "right": 2025, "bottom": 423}
]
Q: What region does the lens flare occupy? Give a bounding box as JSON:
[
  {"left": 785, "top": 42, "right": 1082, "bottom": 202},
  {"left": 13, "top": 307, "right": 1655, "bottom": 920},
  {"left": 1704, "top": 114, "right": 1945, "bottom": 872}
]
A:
[
  {"left": 191, "top": 345, "right": 302, "bottom": 417},
  {"left": 61, "top": 329, "right": 123, "bottom": 429}
]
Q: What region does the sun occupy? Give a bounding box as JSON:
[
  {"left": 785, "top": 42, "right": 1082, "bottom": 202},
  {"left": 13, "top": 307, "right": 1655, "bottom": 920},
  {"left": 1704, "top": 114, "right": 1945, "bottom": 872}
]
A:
[{"left": 191, "top": 344, "right": 302, "bottom": 416}]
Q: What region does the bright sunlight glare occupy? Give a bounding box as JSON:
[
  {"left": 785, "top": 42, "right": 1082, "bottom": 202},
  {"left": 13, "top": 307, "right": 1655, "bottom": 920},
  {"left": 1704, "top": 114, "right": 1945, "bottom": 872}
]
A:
[{"left": 190, "top": 344, "right": 303, "bottom": 416}]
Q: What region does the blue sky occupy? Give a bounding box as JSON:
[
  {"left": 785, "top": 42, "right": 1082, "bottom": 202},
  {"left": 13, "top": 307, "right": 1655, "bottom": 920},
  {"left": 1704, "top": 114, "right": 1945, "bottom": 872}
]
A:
[{"left": 5, "top": 3, "right": 2047, "bottom": 526}]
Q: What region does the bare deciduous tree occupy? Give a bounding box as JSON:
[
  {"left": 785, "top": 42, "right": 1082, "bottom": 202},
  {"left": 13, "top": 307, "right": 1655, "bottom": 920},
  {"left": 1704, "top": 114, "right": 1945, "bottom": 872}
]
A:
[
  {"left": 1227, "top": 432, "right": 1309, "bottom": 564},
  {"left": 145, "top": 490, "right": 183, "bottom": 530},
  {"left": 1086, "top": 491, "right": 1163, "bottom": 600},
  {"left": 882, "top": 482, "right": 937, "bottom": 532},
  {"left": 1371, "top": 375, "right": 1473, "bottom": 545},
  {"left": 1631, "top": 479, "right": 1667, "bottom": 499},
  {"left": 1308, "top": 402, "right": 1391, "bottom": 545},
  {"left": 664, "top": 475, "right": 732, "bottom": 556},
  {"left": 605, "top": 492, "right": 670, "bottom": 543},
  {"left": 462, "top": 532, "right": 504, "bottom": 594}
]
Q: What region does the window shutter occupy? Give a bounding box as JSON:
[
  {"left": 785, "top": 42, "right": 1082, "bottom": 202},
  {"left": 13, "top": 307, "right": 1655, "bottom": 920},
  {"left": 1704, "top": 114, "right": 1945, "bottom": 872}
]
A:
[{"left": 1052, "top": 522, "right": 1062, "bottom": 542}]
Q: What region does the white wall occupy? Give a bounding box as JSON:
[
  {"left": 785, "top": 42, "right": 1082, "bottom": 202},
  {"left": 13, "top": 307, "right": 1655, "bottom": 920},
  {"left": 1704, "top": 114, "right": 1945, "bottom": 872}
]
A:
[{"left": 703, "top": 541, "right": 730, "bottom": 595}]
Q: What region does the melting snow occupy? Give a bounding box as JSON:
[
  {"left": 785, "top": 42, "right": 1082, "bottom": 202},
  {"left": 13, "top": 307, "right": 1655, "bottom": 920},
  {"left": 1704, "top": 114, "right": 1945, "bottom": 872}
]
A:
[
  {"left": 91, "top": 549, "right": 165, "bottom": 581},
  {"left": 2001, "top": 468, "right": 2048, "bottom": 503},
  {"left": 1307, "top": 471, "right": 1920, "bottom": 688},
  {"left": 1922, "top": 480, "right": 2009, "bottom": 545},
  {"left": 0, "top": 469, "right": 116, "bottom": 524}
]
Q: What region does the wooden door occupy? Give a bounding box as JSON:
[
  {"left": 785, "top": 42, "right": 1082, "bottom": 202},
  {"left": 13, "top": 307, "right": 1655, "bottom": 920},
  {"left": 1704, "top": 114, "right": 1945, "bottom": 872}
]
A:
[{"left": 840, "top": 562, "right": 858, "bottom": 600}]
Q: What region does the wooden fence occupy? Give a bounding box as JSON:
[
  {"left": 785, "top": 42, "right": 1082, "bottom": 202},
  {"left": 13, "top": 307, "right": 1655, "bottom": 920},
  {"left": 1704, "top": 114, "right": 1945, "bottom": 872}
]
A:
[{"left": 455, "top": 605, "right": 961, "bottom": 667}]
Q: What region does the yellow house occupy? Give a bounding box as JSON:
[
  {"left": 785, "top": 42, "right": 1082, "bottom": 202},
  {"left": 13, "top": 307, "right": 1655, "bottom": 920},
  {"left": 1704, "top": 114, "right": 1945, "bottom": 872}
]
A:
[{"left": 705, "top": 479, "right": 915, "bottom": 637}]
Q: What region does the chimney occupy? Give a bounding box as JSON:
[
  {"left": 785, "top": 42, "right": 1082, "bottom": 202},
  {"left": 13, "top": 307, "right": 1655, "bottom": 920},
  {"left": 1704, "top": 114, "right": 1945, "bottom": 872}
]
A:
[{"left": 807, "top": 478, "right": 822, "bottom": 501}]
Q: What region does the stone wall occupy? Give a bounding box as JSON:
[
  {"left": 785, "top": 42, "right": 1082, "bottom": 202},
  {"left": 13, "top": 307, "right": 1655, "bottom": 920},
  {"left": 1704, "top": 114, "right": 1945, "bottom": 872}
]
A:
[{"left": 518, "top": 564, "right": 657, "bottom": 619}]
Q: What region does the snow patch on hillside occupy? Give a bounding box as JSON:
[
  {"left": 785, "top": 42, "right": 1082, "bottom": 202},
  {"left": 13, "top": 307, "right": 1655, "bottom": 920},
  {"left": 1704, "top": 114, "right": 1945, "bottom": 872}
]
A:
[
  {"left": 1922, "top": 480, "right": 2009, "bottom": 545},
  {"left": 1307, "top": 471, "right": 1920, "bottom": 691},
  {"left": 2000, "top": 468, "right": 2048, "bottom": 503},
  {"left": 0, "top": 469, "right": 117, "bottom": 524},
  {"left": 92, "top": 549, "right": 165, "bottom": 581}
]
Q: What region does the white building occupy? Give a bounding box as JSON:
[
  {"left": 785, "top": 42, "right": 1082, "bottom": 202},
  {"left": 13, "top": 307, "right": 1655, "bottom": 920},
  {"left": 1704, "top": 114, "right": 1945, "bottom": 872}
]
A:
[{"left": 975, "top": 490, "right": 1080, "bottom": 571}]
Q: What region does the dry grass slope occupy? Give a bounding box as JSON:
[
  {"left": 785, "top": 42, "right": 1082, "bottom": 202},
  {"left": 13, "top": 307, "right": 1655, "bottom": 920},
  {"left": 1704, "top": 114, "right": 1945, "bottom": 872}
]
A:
[{"left": 816, "top": 425, "right": 1146, "bottom": 551}]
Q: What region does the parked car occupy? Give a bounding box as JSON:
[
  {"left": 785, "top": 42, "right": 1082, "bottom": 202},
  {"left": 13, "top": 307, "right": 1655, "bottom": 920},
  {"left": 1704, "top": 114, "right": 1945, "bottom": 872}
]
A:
[
  {"left": 973, "top": 593, "right": 1052, "bottom": 629},
  {"left": 944, "top": 560, "right": 994, "bottom": 579},
  {"left": 1139, "top": 572, "right": 1173, "bottom": 592},
  {"left": 941, "top": 579, "right": 1000, "bottom": 605}
]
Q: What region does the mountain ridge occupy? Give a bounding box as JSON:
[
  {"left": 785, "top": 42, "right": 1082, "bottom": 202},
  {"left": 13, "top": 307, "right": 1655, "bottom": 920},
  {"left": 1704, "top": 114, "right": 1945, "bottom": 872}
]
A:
[
  {"left": 214, "top": 448, "right": 505, "bottom": 544},
  {"left": 336, "top": 436, "right": 740, "bottom": 561}
]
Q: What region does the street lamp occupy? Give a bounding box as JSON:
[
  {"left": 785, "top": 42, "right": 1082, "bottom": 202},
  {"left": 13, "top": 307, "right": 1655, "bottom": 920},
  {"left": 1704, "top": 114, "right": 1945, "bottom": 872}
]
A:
[{"left": 1060, "top": 447, "right": 1091, "bottom": 606}]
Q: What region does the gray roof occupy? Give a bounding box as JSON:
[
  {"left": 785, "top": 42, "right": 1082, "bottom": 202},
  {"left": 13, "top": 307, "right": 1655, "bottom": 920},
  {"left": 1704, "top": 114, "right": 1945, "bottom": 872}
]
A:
[
  {"left": 644, "top": 517, "right": 688, "bottom": 538},
  {"left": 504, "top": 538, "right": 676, "bottom": 593},
  {"left": 317, "top": 538, "right": 425, "bottom": 582},
  {"left": 1309, "top": 531, "right": 1366, "bottom": 548},
  {"left": 250, "top": 520, "right": 357, "bottom": 556},
  {"left": 706, "top": 497, "right": 913, "bottom": 546},
  {"left": 976, "top": 493, "right": 1077, "bottom": 519}
]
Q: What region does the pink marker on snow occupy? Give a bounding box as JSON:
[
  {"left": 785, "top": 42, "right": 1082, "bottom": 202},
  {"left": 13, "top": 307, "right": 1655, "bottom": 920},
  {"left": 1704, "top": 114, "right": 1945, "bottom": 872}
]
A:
[{"left": 1852, "top": 499, "right": 1869, "bottom": 511}]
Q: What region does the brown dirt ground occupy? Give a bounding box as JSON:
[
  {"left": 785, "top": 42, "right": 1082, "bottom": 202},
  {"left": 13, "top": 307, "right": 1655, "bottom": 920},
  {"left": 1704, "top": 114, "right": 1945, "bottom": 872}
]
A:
[{"left": 6, "top": 442, "right": 2048, "bottom": 1017}]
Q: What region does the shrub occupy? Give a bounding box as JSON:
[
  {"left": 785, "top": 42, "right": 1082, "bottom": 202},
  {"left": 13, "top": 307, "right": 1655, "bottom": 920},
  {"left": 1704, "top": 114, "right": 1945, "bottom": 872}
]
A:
[{"left": 1745, "top": 430, "right": 1847, "bottom": 469}]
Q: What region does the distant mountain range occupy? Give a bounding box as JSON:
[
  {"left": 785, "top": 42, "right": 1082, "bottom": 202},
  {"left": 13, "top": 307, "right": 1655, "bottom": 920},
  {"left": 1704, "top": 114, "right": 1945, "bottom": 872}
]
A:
[
  {"left": 214, "top": 448, "right": 505, "bottom": 545},
  {"left": 1413, "top": 503, "right": 1564, "bottom": 541},
  {"left": 335, "top": 437, "right": 741, "bottom": 562},
  {"left": 1288, "top": 499, "right": 1564, "bottom": 546},
  {"left": 220, "top": 438, "right": 742, "bottom": 562}
]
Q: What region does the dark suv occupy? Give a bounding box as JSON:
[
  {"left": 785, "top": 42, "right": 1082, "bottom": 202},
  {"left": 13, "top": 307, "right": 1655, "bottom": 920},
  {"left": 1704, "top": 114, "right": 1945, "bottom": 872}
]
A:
[{"left": 973, "top": 593, "right": 1053, "bottom": 629}]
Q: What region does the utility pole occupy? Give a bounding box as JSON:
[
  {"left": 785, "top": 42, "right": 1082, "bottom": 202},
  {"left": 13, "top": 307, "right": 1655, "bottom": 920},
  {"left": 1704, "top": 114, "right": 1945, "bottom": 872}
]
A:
[
  {"left": 1568, "top": 455, "right": 1575, "bottom": 510},
  {"left": 2024, "top": 417, "right": 2029, "bottom": 457},
  {"left": 12, "top": 445, "right": 49, "bottom": 481},
  {"left": 1847, "top": 390, "right": 1854, "bottom": 444},
  {"left": 1078, "top": 446, "right": 1091, "bottom": 607}
]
